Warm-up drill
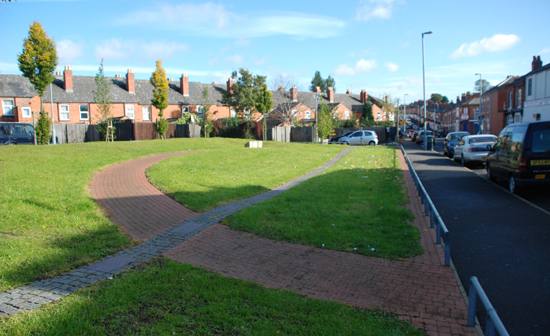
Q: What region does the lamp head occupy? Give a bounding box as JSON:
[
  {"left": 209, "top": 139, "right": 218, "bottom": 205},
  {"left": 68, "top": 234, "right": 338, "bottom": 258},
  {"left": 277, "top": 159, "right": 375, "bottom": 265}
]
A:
[{"left": 422, "top": 31, "right": 432, "bottom": 36}]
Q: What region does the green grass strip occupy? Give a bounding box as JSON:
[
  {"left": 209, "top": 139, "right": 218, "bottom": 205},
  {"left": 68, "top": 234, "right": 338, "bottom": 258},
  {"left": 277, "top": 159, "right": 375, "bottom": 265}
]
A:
[
  {"left": 0, "top": 139, "right": 341, "bottom": 292},
  {"left": 225, "top": 146, "right": 423, "bottom": 260},
  {"left": 0, "top": 258, "right": 424, "bottom": 336}
]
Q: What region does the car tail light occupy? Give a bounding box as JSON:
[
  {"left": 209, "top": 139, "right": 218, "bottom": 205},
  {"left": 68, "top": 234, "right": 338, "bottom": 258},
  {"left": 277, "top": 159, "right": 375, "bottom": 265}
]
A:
[
  {"left": 519, "top": 155, "right": 527, "bottom": 171},
  {"left": 469, "top": 148, "right": 477, "bottom": 152}
]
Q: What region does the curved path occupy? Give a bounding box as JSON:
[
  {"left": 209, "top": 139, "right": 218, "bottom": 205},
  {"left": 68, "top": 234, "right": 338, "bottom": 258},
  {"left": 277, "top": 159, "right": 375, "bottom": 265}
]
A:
[{"left": 0, "top": 148, "right": 477, "bottom": 336}]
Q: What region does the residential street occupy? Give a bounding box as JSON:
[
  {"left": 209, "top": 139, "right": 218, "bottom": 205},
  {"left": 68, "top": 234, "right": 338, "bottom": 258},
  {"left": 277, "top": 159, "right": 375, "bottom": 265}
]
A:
[{"left": 402, "top": 138, "right": 550, "bottom": 336}]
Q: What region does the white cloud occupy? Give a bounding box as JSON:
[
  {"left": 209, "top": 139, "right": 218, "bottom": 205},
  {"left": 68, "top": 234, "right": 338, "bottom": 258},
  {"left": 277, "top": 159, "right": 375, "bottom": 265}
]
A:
[
  {"left": 235, "top": 37, "right": 250, "bottom": 47},
  {"left": 356, "top": 0, "right": 395, "bottom": 21},
  {"left": 120, "top": 3, "right": 345, "bottom": 39},
  {"left": 57, "top": 39, "right": 84, "bottom": 65},
  {"left": 332, "top": 59, "right": 378, "bottom": 77},
  {"left": 253, "top": 56, "right": 269, "bottom": 66},
  {"left": 385, "top": 62, "right": 399, "bottom": 73},
  {"left": 94, "top": 39, "right": 188, "bottom": 62},
  {"left": 450, "top": 34, "right": 521, "bottom": 59}
]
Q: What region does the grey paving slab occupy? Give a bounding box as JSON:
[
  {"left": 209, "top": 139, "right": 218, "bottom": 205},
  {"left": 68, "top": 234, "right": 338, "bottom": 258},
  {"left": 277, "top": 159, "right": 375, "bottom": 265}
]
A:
[{"left": 0, "top": 147, "right": 353, "bottom": 317}]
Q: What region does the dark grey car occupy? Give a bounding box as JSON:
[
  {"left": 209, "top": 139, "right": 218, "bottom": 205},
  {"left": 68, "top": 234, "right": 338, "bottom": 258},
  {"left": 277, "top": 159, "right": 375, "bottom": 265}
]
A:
[{"left": 0, "top": 122, "right": 35, "bottom": 145}]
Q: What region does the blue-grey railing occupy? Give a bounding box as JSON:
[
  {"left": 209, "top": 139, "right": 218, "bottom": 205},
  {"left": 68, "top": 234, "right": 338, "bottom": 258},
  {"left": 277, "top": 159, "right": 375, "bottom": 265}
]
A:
[
  {"left": 400, "top": 145, "right": 451, "bottom": 266},
  {"left": 468, "top": 276, "right": 510, "bottom": 336}
]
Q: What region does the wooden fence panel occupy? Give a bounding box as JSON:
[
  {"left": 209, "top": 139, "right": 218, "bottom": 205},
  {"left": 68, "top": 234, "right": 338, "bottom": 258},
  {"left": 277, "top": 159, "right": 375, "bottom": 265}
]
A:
[
  {"left": 134, "top": 122, "right": 157, "bottom": 141},
  {"left": 66, "top": 123, "right": 87, "bottom": 143},
  {"left": 175, "top": 124, "right": 201, "bottom": 138},
  {"left": 53, "top": 124, "right": 67, "bottom": 144},
  {"left": 290, "top": 127, "right": 316, "bottom": 143},
  {"left": 114, "top": 120, "right": 134, "bottom": 141},
  {"left": 270, "top": 126, "right": 291, "bottom": 142}
]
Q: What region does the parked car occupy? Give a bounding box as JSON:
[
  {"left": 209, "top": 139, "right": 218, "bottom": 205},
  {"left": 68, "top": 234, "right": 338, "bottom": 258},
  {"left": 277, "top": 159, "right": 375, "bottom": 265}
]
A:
[
  {"left": 411, "top": 130, "right": 421, "bottom": 142},
  {"left": 453, "top": 134, "right": 497, "bottom": 167},
  {"left": 486, "top": 121, "right": 550, "bottom": 193},
  {"left": 0, "top": 122, "right": 35, "bottom": 145},
  {"left": 415, "top": 130, "right": 433, "bottom": 144},
  {"left": 443, "top": 132, "right": 470, "bottom": 158},
  {"left": 328, "top": 131, "right": 353, "bottom": 144},
  {"left": 339, "top": 130, "right": 378, "bottom": 146}
]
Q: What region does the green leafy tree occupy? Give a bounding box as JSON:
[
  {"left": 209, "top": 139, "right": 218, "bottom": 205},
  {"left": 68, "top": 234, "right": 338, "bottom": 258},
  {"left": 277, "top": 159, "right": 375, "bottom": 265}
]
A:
[
  {"left": 94, "top": 59, "right": 114, "bottom": 142},
  {"left": 326, "top": 75, "right": 336, "bottom": 92},
  {"left": 360, "top": 102, "right": 375, "bottom": 126},
  {"left": 220, "top": 68, "right": 266, "bottom": 119},
  {"left": 18, "top": 21, "right": 58, "bottom": 145},
  {"left": 200, "top": 86, "right": 213, "bottom": 138},
  {"left": 430, "top": 93, "right": 443, "bottom": 102},
  {"left": 254, "top": 83, "right": 273, "bottom": 140},
  {"left": 317, "top": 102, "right": 335, "bottom": 141},
  {"left": 150, "top": 60, "right": 169, "bottom": 139},
  {"left": 309, "top": 71, "right": 326, "bottom": 92},
  {"left": 474, "top": 79, "right": 492, "bottom": 93},
  {"left": 34, "top": 109, "right": 51, "bottom": 145},
  {"left": 441, "top": 96, "right": 449, "bottom": 103}
]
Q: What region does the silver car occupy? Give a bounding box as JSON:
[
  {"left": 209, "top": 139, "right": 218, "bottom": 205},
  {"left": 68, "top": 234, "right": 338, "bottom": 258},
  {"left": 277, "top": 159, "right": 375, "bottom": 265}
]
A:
[
  {"left": 453, "top": 134, "right": 497, "bottom": 166},
  {"left": 339, "top": 130, "right": 378, "bottom": 146}
]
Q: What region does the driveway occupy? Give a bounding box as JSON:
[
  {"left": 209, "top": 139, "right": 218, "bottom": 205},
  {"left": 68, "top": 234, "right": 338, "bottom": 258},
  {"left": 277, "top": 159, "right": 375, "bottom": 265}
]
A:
[{"left": 403, "top": 139, "right": 550, "bottom": 336}]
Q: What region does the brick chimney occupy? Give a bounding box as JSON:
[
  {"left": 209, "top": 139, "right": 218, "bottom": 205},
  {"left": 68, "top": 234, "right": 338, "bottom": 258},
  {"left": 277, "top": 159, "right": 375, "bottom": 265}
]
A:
[
  {"left": 63, "top": 66, "right": 73, "bottom": 92},
  {"left": 360, "top": 89, "right": 369, "bottom": 103},
  {"left": 315, "top": 86, "right": 321, "bottom": 93},
  {"left": 466, "top": 91, "right": 471, "bottom": 100},
  {"left": 346, "top": 89, "right": 351, "bottom": 94},
  {"left": 532, "top": 55, "right": 543, "bottom": 71},
  {"left": 180, "top": 73, "right": 189, "bottom": 96},
  {"left": 461, "top": 93, "right": 466, "bottom": 102},
  {"left": 227, "top": 77, "right": 234, "bottom": 94},
  {"left": 327, "top": 87, "right": 334, "bottom": 103},
  {"left": 457, "top": 96, "right": 460, "bottom": 103},
  {"left": 126, "top": 69, "right": 135, "bottom": 94},
  {"left": 277, "top": 85, "right": 284, "bottom": 92},
  {"left": 290, "top": 85, "right": 297, "bottom": 102}
]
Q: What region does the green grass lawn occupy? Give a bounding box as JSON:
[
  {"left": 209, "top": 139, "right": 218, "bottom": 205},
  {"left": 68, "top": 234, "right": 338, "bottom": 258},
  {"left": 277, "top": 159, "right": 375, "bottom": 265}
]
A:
[
  {"left": 224, "top": 146, "right": 423, "bottom": 259},
  {"left": 0, "top": 258, "right": 424, "bottom": 336},
  {"left": 0, "top": 139, "right": 343, "bottom": 292}
]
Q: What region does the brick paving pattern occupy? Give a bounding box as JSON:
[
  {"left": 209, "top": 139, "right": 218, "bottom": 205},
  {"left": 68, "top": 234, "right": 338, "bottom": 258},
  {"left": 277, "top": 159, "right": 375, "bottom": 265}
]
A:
[{"left": 164, "top": 148, "right": 478, "bottom": 336}]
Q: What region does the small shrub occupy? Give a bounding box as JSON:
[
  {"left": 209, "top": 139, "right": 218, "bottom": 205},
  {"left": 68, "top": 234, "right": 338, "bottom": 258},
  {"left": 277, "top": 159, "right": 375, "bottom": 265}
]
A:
[
  {"left": 220, "top": 117, "right": 240, "bottom": 128},
  {"left": 174, "top": 113, "right": 195, "bottom": 125},
  {"left": 253, "top": 120, "right": 263, "bottom": 139},
  {"left": 155, "top": 118, "right": 169, "bottom": 139},
  {"left": 96, "top": 118, "right": 116, "bottom": 141},
  {"left": 35, "top": 112, "right": 51, "bottom": 145}
]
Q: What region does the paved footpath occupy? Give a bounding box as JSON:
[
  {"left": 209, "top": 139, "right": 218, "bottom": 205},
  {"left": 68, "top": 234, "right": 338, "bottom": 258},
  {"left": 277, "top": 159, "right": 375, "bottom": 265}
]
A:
[{"left": 0, "top": 147, "right": 478, "bottom": 336}]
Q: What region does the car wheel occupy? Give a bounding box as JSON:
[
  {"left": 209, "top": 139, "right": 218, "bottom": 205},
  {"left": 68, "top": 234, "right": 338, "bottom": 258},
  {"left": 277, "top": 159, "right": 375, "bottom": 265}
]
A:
[
  {"left": 487, "top": 164, "right": 496, "bottom": 182},
  {"left": 369, "top": 141, "right": 376, "bottom": 146},
  {"left": 344, "top": 141, "right": 350, "bottom": 146},
  {"left": 461, "top": 155, "right": 466, "bottom": 167},
  {"left": 449, "top": 150, "right": 454, "bottom": 159},
  {"left": 509, "top": 176, "right": 517, "bottom": 193}
]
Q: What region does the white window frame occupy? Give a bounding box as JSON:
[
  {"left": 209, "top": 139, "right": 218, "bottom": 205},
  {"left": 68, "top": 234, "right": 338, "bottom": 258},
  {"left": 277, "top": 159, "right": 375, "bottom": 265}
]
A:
[
  {"left": 517, "top": 89, "right": 522, "bottom": 109},
  {"left": 126, "top": 104, "right": 134, "bottom": 120},
  {"left": 528, "top": 78, "right": 533, "bottom": 96},
  {"left": 143, "top": 106, "right": 151, "bottom": 121},
  {"left": 59, "top": 104, "right": 70, "bottom": 121},
  {"left": 2, "top": 99, "right": 14, "bottom": 116},
  {"left": 305, "top": 111, "right": 311, "bottom": 119},
  {"left": 182, "top": 106, "right": 189, "bottom": 114},
  {"left": 79, "top": 104, "right": 89, "bottom": 121},
  {"left": 291, "top": 110, "right": 297, "bottom": 117},
  {"left": 344, "top": 111, "right": 349, "bottom": 120},
  {"left": 230, "top": 108, "right": 236, "bottom": 118},
  {"left": 506, "top": 114, "right": 513, "bottom": 125},
  {"left": 508, "top": 92, "right": 512, "bottom": 111},
  {"left": 197, "top": 106, "right": 204, "bottom": 120},
  {"left": 514, "top": 113, "right": 522, "bottom": 123},
  {"left": 21, "top": 107, "right": 31, "bottom": 118}
]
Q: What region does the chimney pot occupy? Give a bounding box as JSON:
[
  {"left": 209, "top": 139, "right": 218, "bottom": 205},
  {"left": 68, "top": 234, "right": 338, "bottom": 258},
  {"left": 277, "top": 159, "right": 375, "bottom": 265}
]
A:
[
  {"left": 346, "top": 89, "right": 351, "bottom": 94},
  {"left": 63, "top": 66, "right": 73, "bottom": 92},
  {"left": 227, "top": 77, "right": 235, "bottom": 94},
  {"left": 278, "top": 85, "right": 284, "bottom": 91},
  {"left": 327, "top": 86, "right": 334, "bottom": 103},
  {"left": 532, "top": 55, "right": 543, "bottom": 71},
  {"left": 126, "top": 69, "right": 135, "bottom": 94},
  {"left": 212, "top": 81, "right": 218, "bottom": 85},
  {"left": 181, "top": 74, "right": 189, "bottom": 96},
  {"left": 315, "top": 86, "right": 321, "bottom": 93},
  {"left": 290, "top": 85, "right": 297, "bottom": 102}
]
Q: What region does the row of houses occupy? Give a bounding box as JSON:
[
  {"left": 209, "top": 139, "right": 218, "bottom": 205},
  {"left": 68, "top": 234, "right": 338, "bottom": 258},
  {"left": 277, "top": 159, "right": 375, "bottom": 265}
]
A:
[
  {"left": 0, "top": 66, "right": 388, "bottom": 127},
  {"left": 403, "top": 55, "right": 550, "bottom": 136}
]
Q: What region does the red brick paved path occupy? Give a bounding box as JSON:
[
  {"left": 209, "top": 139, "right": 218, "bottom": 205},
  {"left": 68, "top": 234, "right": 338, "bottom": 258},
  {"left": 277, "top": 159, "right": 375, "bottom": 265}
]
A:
[
  {"left": 163, "top": 150, "right": 478, "bottom": 336},
  {"left": 90, "top": 152, "right": 197, "bottom": 240}
]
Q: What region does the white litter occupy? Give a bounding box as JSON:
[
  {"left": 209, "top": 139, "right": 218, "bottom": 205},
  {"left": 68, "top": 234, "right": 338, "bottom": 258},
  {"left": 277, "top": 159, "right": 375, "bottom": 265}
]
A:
[
  {"left": 107, "top": 277, "right": 113, "bottom": 280},
  {"left": 353, "top": 248, "right": 357, "bottom": 250},
  {"left": 322, "top": 244, "right": 325, "bottom": 247},
  {"left": 371, "top": 248, "right": 375, "bottom": 251},
  {"left": 331, "top": 224, "right": 335, "bottom": 226},
  {"left": 362, "top": 176, "right": 368, "bottom": 178}
]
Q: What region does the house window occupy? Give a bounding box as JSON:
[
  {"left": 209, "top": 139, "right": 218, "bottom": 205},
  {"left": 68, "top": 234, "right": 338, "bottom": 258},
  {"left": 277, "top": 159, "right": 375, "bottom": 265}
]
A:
[
  {"left": 79, "top": 104, "right": 89, "bottom": 120},
  {"left": 514, "top": 113, "right": 522, "bottom": 123},
  {"left": 305, "top": 111, "right": 311, "bottom": 119},
  {"left": 143, "top": 106, "right": 150, "bottom": 121},
  {"left": 508, "top": 92, "right": 512, "bottom": 111},
  {"left": 22, "top": 107, "right": 31, "bottom": 118},
  {"left": 182, "top": 106, "right": 189, "bottom": 114},
  {"left": 528, "top": 78, "right": 533, "bottom": 96},
  {"left": 126, "top": 104, "right": 134, "bottom": 119},
  {"left": 506, "top": 114, "right": 513, "bottom": 125},
  {"left": 291, "top": 110, "right": 297, "bottom": 117},
  {"left": 197, "top": 106, "right": 204, "bottom": 120},
  {"left": 230, "top": 108, "right": 236, "bottom": 118},
  {"left": 345, "top": 111, "right": 349, "bottom": 120},
  {"left": 59, "top": 104, "right": 70, "bottom": 121},
  {"left": 2, "top": 99, "right": 14, "bottom": 116},
  {"left": 517, "top": 89, "right": 522, "bottom": 108}
]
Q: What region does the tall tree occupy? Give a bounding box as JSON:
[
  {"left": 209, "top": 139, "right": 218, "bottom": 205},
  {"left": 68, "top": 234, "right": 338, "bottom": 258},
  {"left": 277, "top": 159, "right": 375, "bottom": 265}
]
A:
[
  {"left": 94, "top": 59, "right": 113, "bottom": 142},
  {"left": 18, "top": 21, "right": 58, "bottom": 145},
  {"left": 255, "top": 83, "right": 273, "bottom": 140},
  {"left": 220, "top": 68, "right": 266, "bottom": 119},
  {"left": 316, "top": 102, "right": 335, "bottom": 141},
  {"left": 430, "top": 93, "right": 443, "bottom": 102},
  {"left": 150, "top": 60, "right": 169, "bottom": 139},
  {"left": 309, "top": 71, "right": 326, "bottom": 92},
  {"left": 200, "top": 86, "right": 213, "bottom": 138},
  {"left": 474, "top": 79, "right": 492, "bottom": 93},
  {"left": 441, "top": 96, "right": 449, "bottom": 103},
  {"left": 325, "top": 75, "right": 336, "bottom": 92},
  {"left": 360, "top": 101, "right": 374, "bottom": 126}
]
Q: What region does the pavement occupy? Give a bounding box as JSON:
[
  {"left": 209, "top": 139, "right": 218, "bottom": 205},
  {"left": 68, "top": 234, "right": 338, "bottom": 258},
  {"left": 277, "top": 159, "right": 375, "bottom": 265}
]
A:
[{"left": 0, "top": 147, "right": 478, "bottom": 336}]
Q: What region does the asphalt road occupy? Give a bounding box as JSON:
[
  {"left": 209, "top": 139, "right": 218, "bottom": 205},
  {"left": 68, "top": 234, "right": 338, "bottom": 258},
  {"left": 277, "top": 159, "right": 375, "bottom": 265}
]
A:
[{"left": 402, "top": 138, "right": 550, "bottom": 336}]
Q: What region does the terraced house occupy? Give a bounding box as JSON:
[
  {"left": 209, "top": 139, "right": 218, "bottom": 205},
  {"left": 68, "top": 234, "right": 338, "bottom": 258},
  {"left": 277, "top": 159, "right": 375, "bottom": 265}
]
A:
[{"left": 0, "top": 66, "right": 382, "bottom": 127}]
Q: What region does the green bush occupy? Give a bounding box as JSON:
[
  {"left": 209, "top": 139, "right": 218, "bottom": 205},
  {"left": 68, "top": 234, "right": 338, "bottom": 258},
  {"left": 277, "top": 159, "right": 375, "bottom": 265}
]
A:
[
  {"left": 174, "top": 113, "right": 195, "bottom": 125},
  {"left": 220, "top": 117, "right": 240, "bottom": 128},
  {"left": 96, "top": 118, "right": 116, "bottom": 141},
  {"left": 35, "top": 112, "right": 51, "bottom": 145},
  {"left": 155, "top": 118, "right": 169, "bottom": 139}
]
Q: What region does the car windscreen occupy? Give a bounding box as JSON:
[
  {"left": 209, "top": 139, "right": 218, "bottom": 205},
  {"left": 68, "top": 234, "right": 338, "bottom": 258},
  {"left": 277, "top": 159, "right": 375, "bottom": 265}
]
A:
[
  {"left": 469, "top": 136, "right": 496, "bottom": 144},
  {"left": 450, "top": 134, "right": 466, "bottom": 141},
  {"left": 531, "top": 130, "right": 550, "bottom": 153}
]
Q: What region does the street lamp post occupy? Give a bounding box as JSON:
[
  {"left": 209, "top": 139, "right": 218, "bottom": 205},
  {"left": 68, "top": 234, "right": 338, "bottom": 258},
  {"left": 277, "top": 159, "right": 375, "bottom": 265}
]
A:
[
  {"left": 314, "top": 93, "right": 320, "bottom": 143},
  {"left": 422, "top": 31, "right": 432, "bottom": 150},
  {"left": 475, "top": 73, "right": 483, "bottom": 134},
  {"left": 404, "top": 93, "right": 408, "bottom": 133}
]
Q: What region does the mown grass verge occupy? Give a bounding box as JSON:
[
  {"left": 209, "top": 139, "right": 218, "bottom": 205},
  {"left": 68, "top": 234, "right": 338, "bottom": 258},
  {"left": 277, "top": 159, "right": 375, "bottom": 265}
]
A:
[
  {"left": 0, "top": 258, "right": 424, "bottom": 336},
  {"left": 224, "top": 146, "right": 422, "bottom": 260},
  {"left": 0, "top": 139, "right": 342, "bottom": 292}
]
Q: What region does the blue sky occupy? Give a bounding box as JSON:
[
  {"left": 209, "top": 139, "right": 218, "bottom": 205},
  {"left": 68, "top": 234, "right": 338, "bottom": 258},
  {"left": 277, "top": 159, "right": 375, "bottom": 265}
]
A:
[{"left": 1, "top": 0, "right": 549, "bottom": 104}]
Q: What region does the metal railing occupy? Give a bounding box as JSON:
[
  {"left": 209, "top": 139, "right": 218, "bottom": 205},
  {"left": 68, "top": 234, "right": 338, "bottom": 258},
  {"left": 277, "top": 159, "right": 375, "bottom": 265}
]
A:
[
  {"left": 400, "top": 145, "right": 451, "bottom": 266},
  {"left": 468, "top": 276, "right": 510, "bottom": 336}
]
